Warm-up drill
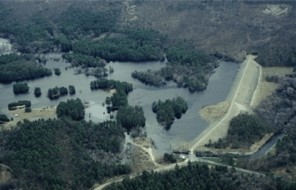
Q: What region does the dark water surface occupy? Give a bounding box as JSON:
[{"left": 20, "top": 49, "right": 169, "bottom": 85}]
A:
[{"left": 0, "top": 45, "right": 239, "bottom": 156}]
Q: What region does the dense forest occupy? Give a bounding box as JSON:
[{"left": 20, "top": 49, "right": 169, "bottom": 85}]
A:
[
  {"left": 106, "top": 162, "right": 295, "bottom": 190},
  {"left": 0, "top": 118, "right": 130, "bottom": 190},
  {"left": 206, "top": 113, "right": 270, "bottom": 149},
  {"left": 244, "top": 70, "right": 296, "bottom": 177},
  {"left": 69, "top": 29, "right": 165, "bottom": 63},
  {"left": 152, "top": 97, "right": 188, "bottom": 129},
  {"left": 0, "top": 54, "right": 52, "bottom": 83},
  {"left": 63, "top": 53, "right": 105, "bottom": 68},
  {"left": 0, "top": 1, "right": 120, "bottom": 53}
]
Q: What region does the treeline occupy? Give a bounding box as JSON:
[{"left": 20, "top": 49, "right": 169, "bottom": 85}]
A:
[
  {"left": 47, "top": 85, "right": 76, "bottom": 100},
  {"left": 70, "top": 29, "right": 165, "bottom": 63},
  {"left": 90, "top": 79, "right": 133, "bottom": 94},
  {"left": 60, "top": 29, "right": 165, "bottom": 69},
  {"left": 106, "top": 162, "right": 281, "bottom": 190},
  {"left": 56, "top": 6, "right": 119, "bottom": 41},
  {"left": 206, "top": 113, "right": 270, "bottom": 149},
  {"left": 152, "top": 97, "right": 188, "bottom": 129},
  {"left": 56, "top": 98, "right": 85, "bottom": 121},
  {"left": 0, "top": 54, "right": 52, "bottom": 83},
  {"left": 62, "top": 53, "right": 105, "bottom": 68},
  {"left": 0, "top": 118, "right": 130, "bottom": 190},
  {"left": 132, "top": 70, "right": 166, "bottom": 87}
]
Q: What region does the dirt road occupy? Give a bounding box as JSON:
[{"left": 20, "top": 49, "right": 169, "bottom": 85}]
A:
[{"left": 92, "top": 55, "right": 264, "bottom": 190}]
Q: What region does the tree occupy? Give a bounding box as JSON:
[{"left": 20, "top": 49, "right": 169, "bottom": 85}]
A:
[
  {"left": 13, "top": 82, "right": 29, "bottom": 94},
  {"left": 152, "top": 97, "right": 188, "bottom": 129},
  {"left": 47, "top": 87, "right": 60, "bottom": 100},
  {"left": 116, "top": 106, "right": 145, "bottom": 131},
  {"left": 56, "top": 98, "right": 85, "bottom": 121},
  {"left": 0, "top": 114, "right": 10, "bottom": 123},
  {"left": 163, "top": 153, "right": 177, "bottom": 163},
  {"left": 0, "top": 118, "right": 129, "bottom": 190},
  {"left": 68, "top": 85, "right": 76, "bottom": 95},
  {"left": 207, "top": 113, "right": 270, "bottom": 149},
  {"left": 111, "top": 90, "right": 128, "bottom": 110},
  {"left": 54, "top": 68, "right": 61, "bottom": 76},
  {"left": 34, "top": 87, "right": 41, "bottom": 97},
  {"left": 59, "top": 86, "right": 68, "bottom": 96}
]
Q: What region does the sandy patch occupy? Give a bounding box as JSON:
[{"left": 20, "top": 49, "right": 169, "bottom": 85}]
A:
[
  {"left": 1, "top": 106, "right": 56, "bottom": 130},
  {"left": 109, "top": 89, "right": 117, "bottom": 95},
  {"left": 249, "top": 133, "right": 274, "bottom": 153},
  {"left": 130, "top": 145, "right": 155, "bottom": 173},
  {"left": 251, "top": 67, "right": 293, "bottom": 108},
  {"left": 133, "top": 137, "right": 154, "bottom": 149},
  {"left": 263, "top": 5, "right": 290, "bottom": 17},
  {"left": 0, "top": 164, "right": 12, "bottom": 184},
  {"left": 199, "top": 101, "right": 230, "bottom": 123}
]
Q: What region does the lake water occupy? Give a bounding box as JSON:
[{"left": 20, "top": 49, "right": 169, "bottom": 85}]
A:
[
  {"left": 0, "top": 39, "right": 239, "bottom": 157},
  {"left": 108, "top": 60, "right": 239, "bottom": 156}
]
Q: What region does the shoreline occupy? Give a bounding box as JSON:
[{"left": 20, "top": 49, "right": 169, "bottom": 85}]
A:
[
  {"left": 1, "top": 106, "right": 57, "bottom": 130},
  {"left": 189, "top": 55, "right": 259, "bottom": 152},
  {"left": 189, "top": 57, "right": 294, "bottom": 154}
]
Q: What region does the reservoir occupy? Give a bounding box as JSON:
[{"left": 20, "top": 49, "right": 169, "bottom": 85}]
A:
[
  {"left": 108, "top": 59, "right": 239, "bottom": 156},
  {"left": 0, "top": 39, "right": 239, "bottom": 157}
]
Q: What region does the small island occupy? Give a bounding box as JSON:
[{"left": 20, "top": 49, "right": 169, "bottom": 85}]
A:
[
  {"left": 13, "top": 82, "right": 29, "bottom": 95},
  {"left": 152, "top": 97, "right": 188, "bottom": 129}
]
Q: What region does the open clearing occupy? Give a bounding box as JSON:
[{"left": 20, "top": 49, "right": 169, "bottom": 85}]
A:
[{"left": 1, "top": 106, "right": 56, "bottom": 130}]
